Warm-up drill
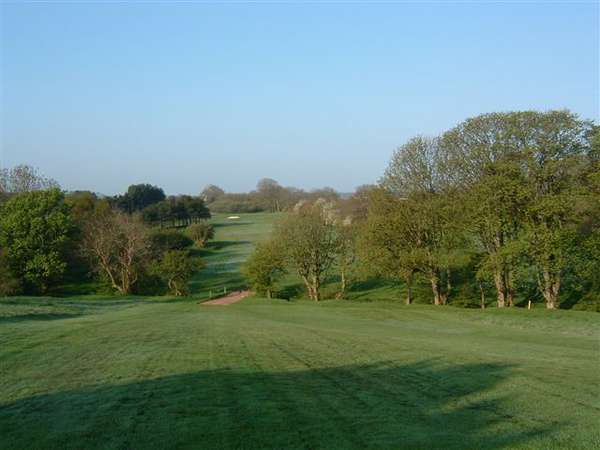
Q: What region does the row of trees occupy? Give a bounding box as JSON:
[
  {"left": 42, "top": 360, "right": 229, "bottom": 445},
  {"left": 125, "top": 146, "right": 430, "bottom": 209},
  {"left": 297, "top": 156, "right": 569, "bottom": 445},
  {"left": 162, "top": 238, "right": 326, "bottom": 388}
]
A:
[
  {"left": 202, "top": 179, "right": 341, "bottom": 213},
  {"left": 109, "top": 184, "right": 211, "bottom": 227},
  {"left": 244, "top": 110, "right": 599, "bottom": 309},
  {"left": 0, "top": 169, "right": 215, "bottom": 296},
  {"left": 140, "top": 195, "right": 211, "bottom": 227}
]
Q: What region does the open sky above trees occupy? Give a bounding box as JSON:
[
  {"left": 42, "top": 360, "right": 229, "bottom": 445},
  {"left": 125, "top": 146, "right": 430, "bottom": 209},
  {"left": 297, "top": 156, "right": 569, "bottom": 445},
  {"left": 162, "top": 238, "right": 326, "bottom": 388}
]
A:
[
  {"left": 1, "top": 4, "right": 599, "bottom": 448},
  {"left": 1, "top": 2, "right": 598, "bottom": 194}
]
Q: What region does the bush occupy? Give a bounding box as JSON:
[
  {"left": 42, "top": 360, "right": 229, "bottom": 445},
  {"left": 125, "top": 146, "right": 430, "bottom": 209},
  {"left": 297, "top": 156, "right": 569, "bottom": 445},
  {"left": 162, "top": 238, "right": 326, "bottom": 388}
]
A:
[
  {"left": 157, "top": 250, "right": 204, "bottom": 296},
  {"left": 186, "top": 222, "right": 215, "bottom": 247},
  {"left": 570, "top": 292, "right": 600, "bottom": 312},
  {"left": 242, "top": 240, "right": 286, "bottom": 299},
  {"left": 0, "top": 250, "right": 22, "bottom": 296}
]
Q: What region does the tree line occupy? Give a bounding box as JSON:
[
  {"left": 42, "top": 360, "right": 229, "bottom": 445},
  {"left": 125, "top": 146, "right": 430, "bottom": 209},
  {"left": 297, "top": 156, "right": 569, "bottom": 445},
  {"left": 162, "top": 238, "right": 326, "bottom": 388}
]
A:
[
  {"left": 0, "top": 170, "right": 215, "bottom": 296},
  {"left": 201, "top": 178, "right": 341, "bottom": 213},
  {"left": 0, "top": 167, "right": 340, "bottom": 297},
  {"left": 110, "top": 184, "right": 211, "bottom": 227},
  {"left": 1, "top": 109, "right": 598, "bottom": 309},
  {"left": 243, "top": 110, "right": 599, "bottom": 310}
]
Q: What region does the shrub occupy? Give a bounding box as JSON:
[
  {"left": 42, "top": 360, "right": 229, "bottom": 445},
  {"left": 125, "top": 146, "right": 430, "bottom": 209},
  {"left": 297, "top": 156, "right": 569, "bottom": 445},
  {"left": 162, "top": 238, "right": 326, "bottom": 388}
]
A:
[
  {"left": 186, "top": 222, "right": 215, "bottom": 247},
  {"left": 0, "top": 250, "right": 22, "bottom": 296},
  {"left": 157, "top": 250, "right": 204, "bottom": 296},
  {"left": 242, "top": 239, "right": 286, "bottom": 299}
]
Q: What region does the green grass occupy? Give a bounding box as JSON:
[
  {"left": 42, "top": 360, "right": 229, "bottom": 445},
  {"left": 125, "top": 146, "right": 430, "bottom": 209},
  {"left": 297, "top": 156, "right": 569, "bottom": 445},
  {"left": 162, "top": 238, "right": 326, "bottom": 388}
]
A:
[
  {"left": 189, "top": 213, "right": 281, "bottom": 296},
  {"left": 1, "top": 212, "right": 599, "bottom": 449}
]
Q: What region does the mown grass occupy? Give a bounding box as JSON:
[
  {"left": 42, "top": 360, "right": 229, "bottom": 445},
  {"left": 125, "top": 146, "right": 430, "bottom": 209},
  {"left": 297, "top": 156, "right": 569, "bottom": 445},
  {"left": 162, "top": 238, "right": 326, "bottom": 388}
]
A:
[
  {"left": 189, "top": 213, "right": 282, "bottom": 297},
  {"left": 1, "top": 212, "right": 599, "bottom": 449},
  {"left": 1, "top": 297, "right": 598, "bottom": 449}
]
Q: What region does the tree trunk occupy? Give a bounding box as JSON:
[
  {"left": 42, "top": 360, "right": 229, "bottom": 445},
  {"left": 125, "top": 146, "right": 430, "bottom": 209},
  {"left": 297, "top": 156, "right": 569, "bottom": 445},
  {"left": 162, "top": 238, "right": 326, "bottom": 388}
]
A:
[
  {"left": 430, "top": 276, "right": 442, "bottom": 305},
  {"left": 540, "top": 267, "right": 560, "bottom": 309},
  {"left": 121, "top": 268, "right": 131, "bottom": 295},
  {"left": 312, "top": 274, "right": 321, "bottom": 301},
  {"left": 506, "top": 269, "right": 515, "bottom": 307},
  {"left": 168, "top": 278, "right": 180, "bottom": 296},
  {"left": 479, "top": 282, "right": 486, "bottom": 309},
  {"left": 267, "top": 289, "right": 272, "bottom": 299},
  {"left": 338, "top": 268, "right": 347, "bottom": 299},
  {"left": 493, "top": 269, "right": 507, "bottom": 308},
  {"left": 506, "top": 291, "right": 514, "bottom": 307},
  {"left": 301, "top": 275, "right": 314, "bottom": 300}
]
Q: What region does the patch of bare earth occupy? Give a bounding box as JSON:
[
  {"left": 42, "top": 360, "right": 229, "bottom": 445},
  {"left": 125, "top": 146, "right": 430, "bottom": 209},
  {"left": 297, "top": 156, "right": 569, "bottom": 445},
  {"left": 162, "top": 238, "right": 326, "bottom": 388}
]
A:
[{"left": 202, "top": 290, "right": 252, "bottom": 306}]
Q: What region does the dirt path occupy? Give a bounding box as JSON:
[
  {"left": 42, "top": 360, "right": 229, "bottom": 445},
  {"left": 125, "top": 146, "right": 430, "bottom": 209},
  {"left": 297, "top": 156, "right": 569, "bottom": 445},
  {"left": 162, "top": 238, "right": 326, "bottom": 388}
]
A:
[{"left": 202, "top": 290, "right": 252, "bottom": 306}]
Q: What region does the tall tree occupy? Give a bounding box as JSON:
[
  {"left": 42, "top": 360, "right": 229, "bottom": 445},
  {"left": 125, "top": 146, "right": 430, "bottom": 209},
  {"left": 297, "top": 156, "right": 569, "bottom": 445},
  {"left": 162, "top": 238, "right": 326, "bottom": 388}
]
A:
[
  {"left": 257, "top": 178, "right": 284, "bottom": 212},
  {"left": 361, "top": 189, "right": 419, "bottom": 304},
  {"left": 381, "top": 136, "right": 447, "bottom": 195},
  {"left": 0, "top": 189, "right": 73, "bottom": 292},
  {"left": 114, "top": 184, "right": 165, "bottom": 213},
  {"left": 442, "top": 112, "right": 534, "bottom": 307},
  {"left": 0, "top": 164, "right": 59, "bottom": 194},
  {"left": 275, "top": 203, "right": 337, "bottom": 301},
  {"left": 200, "top": 184, "right": 225, "bottom": 204},
  {"left": 379, "top": 135, "right": 461, "bottom": 305},
  {"left": 465, "top": 159, "right": 529, "bottom": 307},
  {"left": 81, "top": 209, "right": 150, "bottom": 294},
  {"left": 518, "top": 110, "right": 592, "bottom": 308}
]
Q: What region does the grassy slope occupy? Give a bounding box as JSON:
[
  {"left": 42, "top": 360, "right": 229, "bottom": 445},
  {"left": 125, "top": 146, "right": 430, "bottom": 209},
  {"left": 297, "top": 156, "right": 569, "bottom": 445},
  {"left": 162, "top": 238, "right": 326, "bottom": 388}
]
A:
[
  {"left": 1, "top": 213, "right": 599, "bottom": 450},
  {"left": 189, "top": 213, "right": 281, "bottom": 296}
]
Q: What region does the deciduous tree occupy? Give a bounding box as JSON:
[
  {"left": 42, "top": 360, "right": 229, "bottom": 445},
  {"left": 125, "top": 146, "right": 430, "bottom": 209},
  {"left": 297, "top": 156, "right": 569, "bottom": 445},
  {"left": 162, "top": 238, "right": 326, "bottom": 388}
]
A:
[
  {"left": 242, "top": 239, "right": 286, "bottom": 298},
  {"left": 0, "top": 164, "right": 58, "bottom": 194},
  {"left": 518, "top": 110, "right": 592, "bottom": 308},
  {"left": 200, "top": 184, "right": 225, "bottom": 204},
  {"left": 157, "top": 250, "right": 200, "bottom": 296},
  {"left": 186, "top": 222, "right": 215, "bottom": 247},
  {"left": 113, "top": 184, "right": 166, "bottom": 213},
  {"left": 81, "top": 209, "right": 150, "bottom": 294},
  {"left": 379, "top": 135, "right": 462, "bottom": 305},
  {"left": 0, "top": 189, "right": 72, "bottom": 292},
  {"left": 275, "top": 203, "right": 337, "bottom": 301}
]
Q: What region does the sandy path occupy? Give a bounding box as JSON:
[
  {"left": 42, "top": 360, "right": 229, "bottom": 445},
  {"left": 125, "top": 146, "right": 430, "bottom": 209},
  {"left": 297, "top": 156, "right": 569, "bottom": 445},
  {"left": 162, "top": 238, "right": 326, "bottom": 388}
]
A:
[{"left": 202, "top": 290, "right": 252, "bottom": 306}]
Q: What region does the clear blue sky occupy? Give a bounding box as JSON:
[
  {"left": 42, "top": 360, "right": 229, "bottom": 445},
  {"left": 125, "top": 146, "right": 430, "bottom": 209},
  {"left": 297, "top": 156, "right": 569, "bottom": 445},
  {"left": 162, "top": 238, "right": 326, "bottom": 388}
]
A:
[{"left": 1, "top": 2, "right": 598, "bottom": 195}]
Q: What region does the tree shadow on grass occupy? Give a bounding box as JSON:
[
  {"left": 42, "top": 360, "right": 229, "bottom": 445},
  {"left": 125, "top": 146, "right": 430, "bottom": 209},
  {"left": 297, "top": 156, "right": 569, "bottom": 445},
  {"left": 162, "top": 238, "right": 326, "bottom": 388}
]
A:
[
  {"left": 0, "top": 297, "right": 159, "bottom": 321},
  {"left": 0, "top": 312, "right": 82, "bottom": 324},
  {"left": 0, "top": 361, "right": 552, "bottom": 450},
  {"left": 206, "top": 240, "right": 251, "bottom": 251},
  {"left": 212, "top": 221, "right": 253, "bottom": 229},
  {"left": 277, "top": 282, "right": 305, "bottom": 300}
]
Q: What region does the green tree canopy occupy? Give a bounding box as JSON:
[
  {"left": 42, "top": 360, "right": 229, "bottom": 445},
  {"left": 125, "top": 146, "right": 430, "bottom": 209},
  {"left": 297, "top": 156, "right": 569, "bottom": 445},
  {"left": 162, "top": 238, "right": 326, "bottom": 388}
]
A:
[
  {"left": 0, "top": 188, "right": 73, "bottom": 292},
  {"left": 157, "top": 250, "right": 201, "bottom": 296},
  {"left": 242, "top": 239, "right": 286, "bottom": 299},
  {"left": 113, "top": 184, "right": 166, "bottom": 213}
]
